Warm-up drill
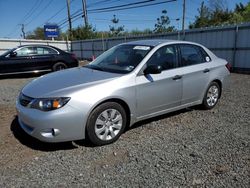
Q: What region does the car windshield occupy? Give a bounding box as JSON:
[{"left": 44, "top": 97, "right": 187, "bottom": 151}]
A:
[
  {"left": 1, "top": 48, "right": 16, "bottom": 57},
  {"left": 85, "top": 44, "right": 153, "bottom": 74}
]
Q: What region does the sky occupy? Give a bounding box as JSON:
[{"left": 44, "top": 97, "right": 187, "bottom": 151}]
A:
[{"left": 0, "top": 0, "right": 248, "bottom": 39}]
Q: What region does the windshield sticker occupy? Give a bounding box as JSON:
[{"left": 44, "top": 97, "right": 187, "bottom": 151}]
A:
[{"left": 133, "top": 46, "right": 150, "bottom": 50}]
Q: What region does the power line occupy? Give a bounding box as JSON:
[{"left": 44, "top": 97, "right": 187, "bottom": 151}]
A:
[
  {"left": 58, "top": 9, "right": 82, "bottom": 26},
  {"left": 45, "top": 6, "right": 66, "bottom": 23},
  {"left": 89, "top": 0, "right": 162, "bottom": 12},
  {"left": 88, "top": 0, "right": 177, "bottom": 13},
  {"left": 90, "top": 18, "right": 179, "bottom": 22},
  {"left": 7, "top": 0, "right": 43, "bottom": 37},
  {"left": 58, "top": 0, "right": 177, "bottom": 27},
  {"left": 26, "top": 0, "right": 54, "bottom": 26},
  {"left": 44, "top": 0, "right": 77, "bottom": 24},
  {"left": 88, "top": 0, "right": 123, "bottom": 8},
  {"left": 21, "top": 0, "right": 44, "bottom": 24}
]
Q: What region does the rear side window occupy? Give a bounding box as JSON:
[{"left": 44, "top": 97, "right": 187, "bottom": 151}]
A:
[
  {"left": 34, "top": 47, "right": 57, "bottom": 55},
  {"left": 179, "top": 45, "right": 207, "bottom": 67}
]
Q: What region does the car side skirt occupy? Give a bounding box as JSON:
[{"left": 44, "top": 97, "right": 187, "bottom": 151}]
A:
[
  {"left": 133, "top": 100, "right": 202, "bottom": 124},
  {"left": 0, "top": 69, "right": 51, "bottom": 76}
]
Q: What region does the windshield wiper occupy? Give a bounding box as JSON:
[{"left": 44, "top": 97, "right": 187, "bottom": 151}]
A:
[{"left": 85, "top": 65, "right": 104, "bottom": 71}]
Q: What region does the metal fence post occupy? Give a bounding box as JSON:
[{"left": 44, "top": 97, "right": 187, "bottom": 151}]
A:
[
  {"left": 92, "top": 39, "right": 95, "bottom": 59},
  {"left": 80, "top": 40, "right": 83, "bottom": 60},
  {"left": 102, "top": 33, "right": 105, "bottom": 52},
  {"left": 232, "top": 25, "right": 239, "bottom": 70}
]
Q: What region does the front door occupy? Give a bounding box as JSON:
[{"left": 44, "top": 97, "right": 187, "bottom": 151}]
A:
[
  {"left": 0, "top": 46, "right": 34, "bottom": 74},
  {"left": 31, "top": 46, "right": 57, "bottom": 70},
  {"left": 135, "top": 45, "right": 182, "bottom": 118}
]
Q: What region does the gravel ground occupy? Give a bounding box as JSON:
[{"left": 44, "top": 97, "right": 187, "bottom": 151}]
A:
[{"left": 0, "top": 73, "right": 249, "bottom": 187}]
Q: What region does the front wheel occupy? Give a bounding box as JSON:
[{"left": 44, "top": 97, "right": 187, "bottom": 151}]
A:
[
  {"left": 202, "top": 82, "right": 221, "bottom": 109},
  {"left": 86, "top": 102, "right": 127, "bottom": 146}
]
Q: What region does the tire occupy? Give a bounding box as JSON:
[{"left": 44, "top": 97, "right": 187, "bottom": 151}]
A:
[
  {"left": 52, "top": 62, "right": 67, "bottom": 71},
  {"left": 201, "top": 82, "right": 221, "bottom": 110},
  {"left": 86, "top": 102, "right": 127, "bottom": 146}
]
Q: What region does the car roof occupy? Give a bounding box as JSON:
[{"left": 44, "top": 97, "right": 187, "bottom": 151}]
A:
[
  {"left": 17, "top": 44, "right": 56, "bottom": 48},
  {"left": 124, "top": 39, "right": 201, "bottom": 47}
]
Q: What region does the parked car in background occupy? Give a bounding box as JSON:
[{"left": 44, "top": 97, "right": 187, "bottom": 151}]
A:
[
  {"left": 0, "top": 45, "right": 78, "bottom": 75},
  {"left": 16, "top": 40, "right": 230, "bottom": 146}
]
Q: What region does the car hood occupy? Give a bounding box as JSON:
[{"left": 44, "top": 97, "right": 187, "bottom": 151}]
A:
[{"left": 22, "top": 67, "right": 121, "bottom": 98}]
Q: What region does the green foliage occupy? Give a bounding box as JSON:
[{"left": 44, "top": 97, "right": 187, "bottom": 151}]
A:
[
  {"left": 189, "top": 0, "right": 250, "bottom": 29},
  {"left": 189, "top": 1, "right": 210, "bottom": 28},
  {"left": 154, "top": 10, "right": 175, "bottom": 33},
  {"left": 26, "top": 27, "right": 45, "bottom": 40},
  {"left": 70, "top": 25, "right": 97, "bottom": 40},
  {"left": 128, "top": 28, "right": 153, "bottom": 35}
]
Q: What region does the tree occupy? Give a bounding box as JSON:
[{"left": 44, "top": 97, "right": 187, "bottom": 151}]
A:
[
  {"left": 71, "top": 24, "right": 97, "bottom": 40},
  {"left": 189, "top": 0, "right": 250, "bottom": 28},
  {"left": 26, "top": 27, "right": 45, "bottom": 40},
  {"left": 240, "top": 2, "right": 250, "bottom": 22},
  {"left": 208, "top": 0, "right": 228, "bottom": 12},
  {"left": 109, "top": 15, "right": 125, "bottom": 36},
  {"left": 154, "top": 10, "right": 175, "bottom": 33},
  {"left": 235, "top": 2, "right": 246, "bottom": 13},
  {"left": 189, "top": 1, "right": 210, "bottom": 28},
  {"left": 229, "top": 2, "right": 250, "bottom": 23}
]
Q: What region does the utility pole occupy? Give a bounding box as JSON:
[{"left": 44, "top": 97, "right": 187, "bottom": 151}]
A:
[
  {"left": 20, "top": 24, "right": 26, "bottom": 39},
  {"left": 66, "top": 0, "right": 72, "bottom": 39},
  {"left": 82, "top": 0, "right": 88, "bottom": 26},
  {"left": 182, "top": 0, "right": 186, "bottom": 40}
]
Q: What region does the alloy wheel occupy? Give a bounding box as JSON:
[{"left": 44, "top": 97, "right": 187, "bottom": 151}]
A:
[
  {"left": 94, "top": 109, "right": 123, "bottom": 141},
  {"left": 206, "top": 85, "right": 219, "bottom": 107}
]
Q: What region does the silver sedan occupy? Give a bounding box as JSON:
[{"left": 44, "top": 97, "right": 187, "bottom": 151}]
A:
[{"left": 16, "top": 40, "right": 230, "bottom": 145}]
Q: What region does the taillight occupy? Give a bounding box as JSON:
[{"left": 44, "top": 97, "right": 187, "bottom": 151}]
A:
[
  {"left": 225, "top": 63, "right": 231, "bottom": 72},
  {"left": 71, "top": 53, "right": 77, "bottom": 60}
]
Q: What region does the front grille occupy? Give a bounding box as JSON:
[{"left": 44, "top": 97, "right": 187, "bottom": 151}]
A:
[{"left": 19, "top": 93, "right": 34, "bottom": 107}]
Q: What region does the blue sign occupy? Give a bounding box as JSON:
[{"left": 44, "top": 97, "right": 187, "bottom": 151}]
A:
[{"left": 44, "top": 25, "right": 59, "bottom": 38}]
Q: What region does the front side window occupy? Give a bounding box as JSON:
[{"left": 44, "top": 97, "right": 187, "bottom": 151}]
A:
[
  {"left": 146, "top": 45, "right": 177, "bottom": 71},
  {"left": 15, "top": 47, "right": 34, "bottom": 56},
  {"left": 85, "top": 44, "right": 153, "bottom": 74},
  {"left": 179, "top": 45, "right": 205, "bottom": 67}
]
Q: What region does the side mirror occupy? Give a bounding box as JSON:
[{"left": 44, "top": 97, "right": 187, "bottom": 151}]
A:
[
  {"left": 144, "top": 65, "right": 162, "bottom": 75},
  {"left": 10, "top": 51, "right": 17, "bottom": 57}
]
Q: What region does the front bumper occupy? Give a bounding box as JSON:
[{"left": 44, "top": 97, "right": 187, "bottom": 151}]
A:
[{"left": 16, "top": 100, "right": 86, "bottom": 142}]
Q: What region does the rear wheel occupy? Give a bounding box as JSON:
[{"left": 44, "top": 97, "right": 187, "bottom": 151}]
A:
[
  {"left": 202, "top": 82, "right": 221, "bottom": 109},
  {"left": 53, "top": 62, "right": 67, "bottom": 71},
  {"left": 86, "top": 102, "right": 127, "bottom": 146}
]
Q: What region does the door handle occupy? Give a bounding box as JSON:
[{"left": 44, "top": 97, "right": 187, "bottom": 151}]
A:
[
  {"left": 172, "top": 75, "right": 182, "bottom": 80},
  {"left": 203, "top": 68, "right": 210, "bottom": 73}
]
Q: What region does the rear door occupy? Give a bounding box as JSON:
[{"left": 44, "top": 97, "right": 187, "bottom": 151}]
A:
[
  {"left": 177, "top": 44, "right": 211, "bottom": 104},
  {"left": 135, "top": 45, "right": 182, "bottom": 118},
  {"left": 31, "top": 46, "right": 58, "bottom": 70}
]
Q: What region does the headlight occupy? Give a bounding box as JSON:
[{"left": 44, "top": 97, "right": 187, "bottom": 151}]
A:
[{"left": 30, "top": 97, "right": 71, "bottom": 111}]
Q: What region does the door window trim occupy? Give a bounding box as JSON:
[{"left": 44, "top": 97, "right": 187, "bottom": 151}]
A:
[
  {"left": 177, "top": 44, "right": 211, "bottom": 68},
  {"left": 138, "top": 44, "right": 179, "bottom": 76},
  {"left": 34, "top": 46, "right": 59, "bottom": 55}
]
